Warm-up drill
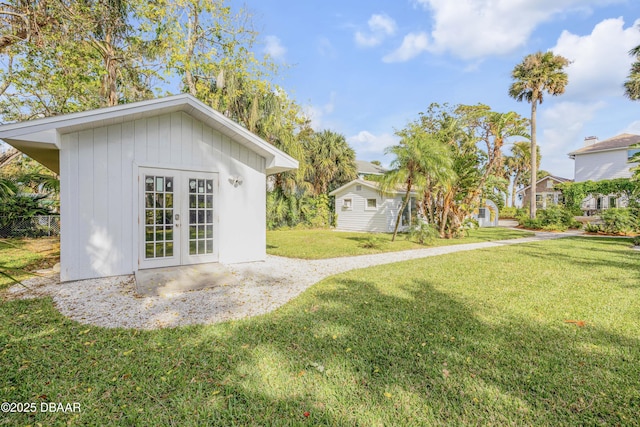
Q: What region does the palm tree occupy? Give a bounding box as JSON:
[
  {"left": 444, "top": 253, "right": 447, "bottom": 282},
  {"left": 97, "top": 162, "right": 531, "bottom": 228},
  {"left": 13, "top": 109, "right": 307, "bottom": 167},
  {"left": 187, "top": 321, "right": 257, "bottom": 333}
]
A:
[
  {"left": 381, "top": 123, "right": 455, "bottom": 241},
  {"left": 505, "top": 141, "right": 540, "bottom": 207},
  {"left": 624, "top": 44, "right": 640, "bottom": 100},
  {"left": 303, "top": 130, "right": 357, "bottom": 195},
  {"left": 509, "top": 51, "right": 569, "bottom": 218}
]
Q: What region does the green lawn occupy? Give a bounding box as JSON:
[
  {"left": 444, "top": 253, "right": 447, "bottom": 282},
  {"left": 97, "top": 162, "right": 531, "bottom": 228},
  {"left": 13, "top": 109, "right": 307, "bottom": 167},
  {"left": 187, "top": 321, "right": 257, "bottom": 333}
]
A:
[
  {"left": 266, "top": 227, "right": 534, "bottom": 259},
  {"left": 1, "top": 237, "right": 639, "bottom": 425},
  {"left": 0, "top": 238, "right": 59, "bottom": 290}
]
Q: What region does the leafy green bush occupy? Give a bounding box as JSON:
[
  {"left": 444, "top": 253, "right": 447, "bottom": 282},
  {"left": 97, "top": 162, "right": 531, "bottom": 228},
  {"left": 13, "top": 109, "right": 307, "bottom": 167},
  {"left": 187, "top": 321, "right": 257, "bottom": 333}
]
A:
[
  {"left": 632, "top": 236, "right": 640, "bottom": 246},
  {"left": 584, "top": 222, "right": 603, "bottom": 233},
  {"left": 267, "top": 192, "right": 332, "bottom": 230},
  {"left": 542, "top": 223, "right": 568, "bottom": 232},
  {"left": 461, "top": 217, "right": 479, "bottom": 237},
  {"left": 600, "top": 208, "right": 638, "bottom": 235},
  {"left": 500, "top": 207, "right": 518, "bottom": 219},
  {"left": 519, "top": 218, "right": 543, "bottom": 229},
  {"left": 406, "top": 221, "right": 438, "bottom": 245},
  {"left": 517, "top": 206, "right": 580, "bottom": 230}
]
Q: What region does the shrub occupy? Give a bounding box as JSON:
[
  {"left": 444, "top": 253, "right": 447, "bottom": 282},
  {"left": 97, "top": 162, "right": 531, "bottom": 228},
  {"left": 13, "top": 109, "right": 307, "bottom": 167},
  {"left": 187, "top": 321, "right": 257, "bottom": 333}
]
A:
[
  {"left": 461, "top": 217, "right": 479, "bottom": 237},
  {"left": 542, "top": 223, "right": 568, "bottom": 232},
  {"left": 360, "top": 236, "right": 386, "bottom": 249},
  {"left": 519, "top": 218, "right": 543, "bottom": 229},
  {"left": 584, "top": 222, "right": 603, "bottom": 233},
  {"left": 517, "top": 206, "right": 580, "bottom": 230},
  {"left": 601, "top": 208, "right": 638, "bottom": 235},
  {"left": 406, "top": 221, "right": 439, "bottom": 245},
  {"left": 500, "top": 207, "right": 518, "bottom": 219},
  {"left": 632, "top": 236, "right": 640, "bottom": 246}
]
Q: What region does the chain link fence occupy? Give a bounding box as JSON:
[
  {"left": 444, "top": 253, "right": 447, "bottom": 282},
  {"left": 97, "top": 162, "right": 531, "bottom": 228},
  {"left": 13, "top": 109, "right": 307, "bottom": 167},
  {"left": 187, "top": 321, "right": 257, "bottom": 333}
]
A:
[{"left": 0, "top": 215, "right": 60, "bottom": 238}]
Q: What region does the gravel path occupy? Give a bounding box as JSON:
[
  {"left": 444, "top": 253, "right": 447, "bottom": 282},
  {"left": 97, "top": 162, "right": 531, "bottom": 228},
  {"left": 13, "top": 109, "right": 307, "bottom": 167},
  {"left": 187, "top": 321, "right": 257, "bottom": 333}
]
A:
[{"left": 6, "top": 230, "right": 581, "bottom": 330}]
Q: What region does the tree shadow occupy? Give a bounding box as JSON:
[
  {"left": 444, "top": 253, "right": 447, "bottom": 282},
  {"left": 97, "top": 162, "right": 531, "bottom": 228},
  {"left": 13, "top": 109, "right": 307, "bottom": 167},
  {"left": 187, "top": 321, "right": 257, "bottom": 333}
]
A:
[{"left": 2, "top": 237, "right": 639, "bottom": 425}]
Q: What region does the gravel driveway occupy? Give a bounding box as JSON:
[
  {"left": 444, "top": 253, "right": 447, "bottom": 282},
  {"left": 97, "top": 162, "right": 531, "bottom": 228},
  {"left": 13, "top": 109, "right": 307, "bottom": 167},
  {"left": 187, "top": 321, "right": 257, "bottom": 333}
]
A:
[{"left": 6, "top": 231, "right": 579, "bottom": 330}]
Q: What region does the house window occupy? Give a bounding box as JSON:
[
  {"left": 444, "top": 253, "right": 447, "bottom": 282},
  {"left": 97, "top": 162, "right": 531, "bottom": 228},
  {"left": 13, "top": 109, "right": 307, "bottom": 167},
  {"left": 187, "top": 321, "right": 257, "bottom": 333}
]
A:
[
  {"left": 478, "top": 208, "right": 487, "bottom": 219},
  {"left": 628, "top": 149, "right": 640, "bottom": 162},
  {"left": 535, "top": 194, "right": 543, "bottom": 208},
  {"left": 545, "top": 193, "right": 555, "bottom": 206},
  {"left": 401, "top": 197, "right": 416, "bottom": 226},
  {"left": 343, "top": 198, "right": 352, "bottom": 210},
  {"left": 546, "top": 180, "right": 554, "bottom": 188},
  {"left": 596, "top": 197, "right": 602, "bottom": 210},
  {"left": 356, "top": 185, "right": 362, "bottom": 191},
  {"left": 366, "top": 198, "right": 377, "bottom": 209},
  {"left": 609, "top": 197, "right": 616, "bottom": 208}
]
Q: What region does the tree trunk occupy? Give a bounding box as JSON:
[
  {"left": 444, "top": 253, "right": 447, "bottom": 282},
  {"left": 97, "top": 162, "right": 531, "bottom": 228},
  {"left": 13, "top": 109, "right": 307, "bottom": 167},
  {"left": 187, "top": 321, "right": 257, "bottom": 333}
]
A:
[
  {"left": 530, "top": 100, "right": 538, "bottom": 219},
  {"left": 439, "top": 191, "right": 452, "bottom": 238},
  {"left": 184, "top": 6, "right": 198, "bottom": 96},
  {"left": 511, "top": 171, "right": 520, "bottom": 208},
  {"left": 392, "top": 184, "right": 411, "bottom": 242},
  {"left": 106, "top": 55, "right": 118, "bottom": 106}
]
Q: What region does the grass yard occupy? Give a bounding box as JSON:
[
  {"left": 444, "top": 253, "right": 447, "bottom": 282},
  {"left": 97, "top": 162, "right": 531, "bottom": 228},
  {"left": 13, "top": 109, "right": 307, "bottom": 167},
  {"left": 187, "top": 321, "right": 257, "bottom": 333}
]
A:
[
  {"left": 1, "top": 237, "right": 639, "bottom": 425},
  {"left": 267, "top": 227, "right": 534, "bottom": 259},
  {"left": 0, "top": 238, "right": 60, "bottom": 291}
]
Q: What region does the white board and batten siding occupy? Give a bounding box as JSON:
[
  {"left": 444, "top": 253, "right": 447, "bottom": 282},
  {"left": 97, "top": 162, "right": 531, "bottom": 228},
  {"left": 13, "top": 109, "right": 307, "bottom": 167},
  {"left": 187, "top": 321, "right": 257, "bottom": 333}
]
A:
[
  {"left": 60, "top": 111, "right": 266, "bottom": 281},
  {"left": 331, "top": 182, "right": 403, "bottom": 233}
]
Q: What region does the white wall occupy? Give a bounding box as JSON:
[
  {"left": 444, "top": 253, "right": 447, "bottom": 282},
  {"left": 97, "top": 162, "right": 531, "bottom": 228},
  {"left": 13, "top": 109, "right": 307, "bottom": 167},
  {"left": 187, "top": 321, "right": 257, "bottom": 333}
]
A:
[
  {"left": 574, "top": 149, "right": 635, "bottom": 182},
  {"left": 60, "top": 111, "right": 266, "bottom": 281},
  {"left": 333, "top": 185, "right": 402, "bottom": 232}
]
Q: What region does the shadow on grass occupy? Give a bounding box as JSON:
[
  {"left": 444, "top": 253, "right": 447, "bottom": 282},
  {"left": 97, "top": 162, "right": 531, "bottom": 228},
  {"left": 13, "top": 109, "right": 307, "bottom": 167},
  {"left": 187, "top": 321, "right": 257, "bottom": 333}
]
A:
[
  {"left": 511, "top": 237, "right": 640, "bottom": 286},
  {"left": 2, "top": 270, "right": 638, "bottom": 425}
]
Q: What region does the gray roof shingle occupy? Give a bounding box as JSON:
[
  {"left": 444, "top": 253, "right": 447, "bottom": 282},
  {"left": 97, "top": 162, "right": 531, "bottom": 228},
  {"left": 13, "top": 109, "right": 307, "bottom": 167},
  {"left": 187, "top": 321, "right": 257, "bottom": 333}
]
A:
[{"left": 569, "top": 133, "right": 640, "bottom": 156}]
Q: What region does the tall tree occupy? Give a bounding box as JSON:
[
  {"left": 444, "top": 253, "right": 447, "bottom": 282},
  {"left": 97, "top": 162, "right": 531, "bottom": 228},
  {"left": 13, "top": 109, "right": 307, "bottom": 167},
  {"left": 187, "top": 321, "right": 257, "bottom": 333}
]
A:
[
  {"left": 509, "top": 51, "right": 569, "bottom": 219},
  {"left": 381, "top": 122, "right": 455, "bottom": 241},
  {"left": 624, "top": 43, "right": 640, "bottom": 100},
  {"left": 141, "top": 0, "right": 307, "bottom": 189},
  {"left": 303, "top": 129, "right": 357, "bottom": 196},
  {"left": 505, "top": 141, "right": 540, "bottom": 207},
  {"left": 1, "top": 0, "right": 157, "bottom": 121}
]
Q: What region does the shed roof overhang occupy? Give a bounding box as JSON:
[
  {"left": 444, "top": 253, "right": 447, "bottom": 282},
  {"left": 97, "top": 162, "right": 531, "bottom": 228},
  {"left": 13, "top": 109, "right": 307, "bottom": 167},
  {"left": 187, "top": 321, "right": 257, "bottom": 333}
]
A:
[{"left": 0, "top": 94, "right": 298, "bottom": 175}]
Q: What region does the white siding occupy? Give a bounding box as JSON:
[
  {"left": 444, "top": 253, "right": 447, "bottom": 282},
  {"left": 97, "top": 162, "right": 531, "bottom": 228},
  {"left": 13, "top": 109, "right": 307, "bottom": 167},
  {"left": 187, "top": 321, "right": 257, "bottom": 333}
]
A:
[
  {"left": 333, "top": 185, "right": 402, "bottom": 232},
  {"left": 60, "top": 111, "right": 267, "bottom": 281},
  {"left": 574, "top": 149, "right": 635, "bottom": 182}
]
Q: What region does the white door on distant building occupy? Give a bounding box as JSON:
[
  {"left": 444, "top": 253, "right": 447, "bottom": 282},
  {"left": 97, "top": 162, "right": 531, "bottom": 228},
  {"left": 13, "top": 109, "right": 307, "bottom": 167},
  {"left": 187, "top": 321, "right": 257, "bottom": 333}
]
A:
[{"left": 139, "top": 168, "right": 218, "bottom": 269}]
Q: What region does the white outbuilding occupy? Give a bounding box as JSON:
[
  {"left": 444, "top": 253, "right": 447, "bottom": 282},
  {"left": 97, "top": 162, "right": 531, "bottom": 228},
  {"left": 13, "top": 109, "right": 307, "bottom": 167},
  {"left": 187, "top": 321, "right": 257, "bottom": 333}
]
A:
[
  {"left": 0, "top": 94, "right": 298, "bottom": 282},
  {"left": 329, "top": 179, "right": 416, "bottom": 232}
]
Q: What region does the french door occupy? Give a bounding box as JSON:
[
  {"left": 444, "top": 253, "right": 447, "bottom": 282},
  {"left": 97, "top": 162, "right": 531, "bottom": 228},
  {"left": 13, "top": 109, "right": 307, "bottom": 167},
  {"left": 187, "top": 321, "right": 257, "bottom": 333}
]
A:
[{"left": 139, "top": 168, "right": 218, "bottom": 269}]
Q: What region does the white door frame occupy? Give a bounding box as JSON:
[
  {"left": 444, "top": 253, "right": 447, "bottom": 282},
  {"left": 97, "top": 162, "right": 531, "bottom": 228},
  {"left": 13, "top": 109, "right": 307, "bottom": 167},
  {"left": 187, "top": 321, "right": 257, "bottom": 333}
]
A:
[{"left": 138, "top": 167, "right": 219, "bottom": 269}]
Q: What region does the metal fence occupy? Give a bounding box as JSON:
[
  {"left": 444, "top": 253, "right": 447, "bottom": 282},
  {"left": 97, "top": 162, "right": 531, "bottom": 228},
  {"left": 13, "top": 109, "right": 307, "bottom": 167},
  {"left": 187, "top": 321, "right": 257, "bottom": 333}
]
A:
[{"left": 0, "top": 215, "right": 60, "bottom": 238}]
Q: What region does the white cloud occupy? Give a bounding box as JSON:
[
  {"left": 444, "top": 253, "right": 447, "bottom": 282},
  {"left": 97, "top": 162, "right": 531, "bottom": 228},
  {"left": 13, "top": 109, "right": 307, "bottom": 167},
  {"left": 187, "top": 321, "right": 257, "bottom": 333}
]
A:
[
  {"left": 347, "top": 131, "right": 399, "bottom": 156},
  {"left": 303, "top": 92, "right": 337, "bottom": 129},
  {"left": 264, "top": 35, "right": 286, "bottom": 61},
  {"left": 355, "top": 14, "right": 397, "bottom": 48},
  {"left": 383, "top": 32, "right": 430, "bottom": 63},
  {"left": 538, "top": 100, "right": 606, "bottom": 175},
  {"left": 413, "top": 0, "right": 625, "bottom": 59},
  {"left": 369, "top": 14, "right": 397, "bottom": 35},
  {"left": 551, "top": 18, "right": 640, "bottom": 100}
]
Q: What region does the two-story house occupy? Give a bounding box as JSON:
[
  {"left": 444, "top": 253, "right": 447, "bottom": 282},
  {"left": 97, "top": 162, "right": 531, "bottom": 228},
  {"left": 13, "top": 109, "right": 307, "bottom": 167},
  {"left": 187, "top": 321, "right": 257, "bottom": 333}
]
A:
[{"left": 568, "top": 133, "right": 640, "bottom": 213}]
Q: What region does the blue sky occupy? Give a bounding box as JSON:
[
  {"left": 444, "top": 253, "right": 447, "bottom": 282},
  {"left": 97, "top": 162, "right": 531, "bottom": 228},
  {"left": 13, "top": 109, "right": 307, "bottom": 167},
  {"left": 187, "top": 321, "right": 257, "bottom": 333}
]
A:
[{"left": 244, "top": 0, "right": 640, "bottom": 178}]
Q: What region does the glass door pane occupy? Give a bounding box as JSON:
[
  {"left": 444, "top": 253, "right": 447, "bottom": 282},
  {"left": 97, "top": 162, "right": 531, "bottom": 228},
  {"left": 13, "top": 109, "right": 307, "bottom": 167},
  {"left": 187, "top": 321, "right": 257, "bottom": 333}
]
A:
[
  {"left": 144, "top": 174, "right": 174, "bottom": 259},
  {"left": 187, "top": 178, "right": 214, "bottom": 255}
]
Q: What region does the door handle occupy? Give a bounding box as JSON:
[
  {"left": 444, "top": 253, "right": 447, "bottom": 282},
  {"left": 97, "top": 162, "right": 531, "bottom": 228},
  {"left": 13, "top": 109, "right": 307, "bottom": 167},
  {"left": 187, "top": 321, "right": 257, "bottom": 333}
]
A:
[{"left": 175, "top": 213, "right": 180, "bottom": 227}]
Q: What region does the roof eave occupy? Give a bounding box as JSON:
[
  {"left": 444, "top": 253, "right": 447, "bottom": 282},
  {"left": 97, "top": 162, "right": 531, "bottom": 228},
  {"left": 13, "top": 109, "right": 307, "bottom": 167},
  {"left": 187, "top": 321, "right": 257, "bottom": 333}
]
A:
[{"left": 0, "top": 94, "right": 298, "bottom": 175}]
